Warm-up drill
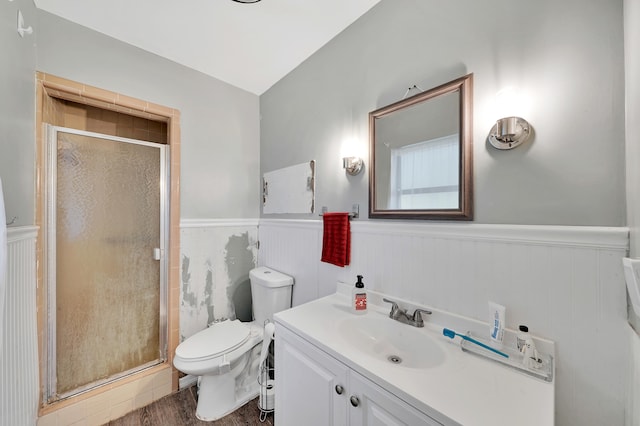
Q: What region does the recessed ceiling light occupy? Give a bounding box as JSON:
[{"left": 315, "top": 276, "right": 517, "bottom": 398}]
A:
[{"left": 231, "top": 0, "right": 262, "bottom": 3}]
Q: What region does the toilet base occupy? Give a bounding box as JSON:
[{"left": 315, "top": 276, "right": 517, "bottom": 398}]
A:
[
  {"left": 194, "top": 346, "right": 261, "bottom": 421},
  {"left": 195, "top": 375, "right": 259, "bottom": 421}
]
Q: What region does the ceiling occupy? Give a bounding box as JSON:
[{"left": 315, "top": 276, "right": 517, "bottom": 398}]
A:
[{"left": 33, "top": 0, "right": 382, "bottom": 95}]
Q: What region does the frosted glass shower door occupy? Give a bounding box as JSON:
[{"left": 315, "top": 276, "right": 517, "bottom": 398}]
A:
[{"left": 45, "top": 126, "right": 168, "bottom": 400}]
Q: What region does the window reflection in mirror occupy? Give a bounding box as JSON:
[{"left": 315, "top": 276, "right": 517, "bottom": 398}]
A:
[{"left": 369, "top": 74, "right": 473, "bottom": 220}]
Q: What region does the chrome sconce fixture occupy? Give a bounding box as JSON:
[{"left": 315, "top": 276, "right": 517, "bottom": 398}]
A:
[
  {"left": 343, "top": 157, "right": 364, "bottom": 176},
  {"left": 488, "top": 116, "right": 531, "bottom": 150}
]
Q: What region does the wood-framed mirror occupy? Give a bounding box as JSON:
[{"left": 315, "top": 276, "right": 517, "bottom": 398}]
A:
[{"left": 369, "top": 73, "right": 473, "bottom": 220}]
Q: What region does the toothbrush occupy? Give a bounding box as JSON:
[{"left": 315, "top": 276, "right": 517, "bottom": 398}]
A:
[{"left": 443, "top": 328, "right": 509, "bottom": 358}]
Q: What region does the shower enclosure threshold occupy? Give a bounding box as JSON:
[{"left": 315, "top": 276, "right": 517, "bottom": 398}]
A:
[{"left": 50, "top": 359, "right": 164, "bottom": 403}]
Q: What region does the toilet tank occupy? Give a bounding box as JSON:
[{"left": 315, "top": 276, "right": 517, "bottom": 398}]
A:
[{"left": 250, "top": 266, "right": 294, "bottom": 326}]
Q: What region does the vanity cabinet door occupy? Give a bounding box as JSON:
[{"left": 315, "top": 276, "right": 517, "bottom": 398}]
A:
[
  {"left": 275, "top": 326, "right": 350, "bottom": 426},
  {"left": 348, "top": 371, "right": 443, "bottom": 426}
]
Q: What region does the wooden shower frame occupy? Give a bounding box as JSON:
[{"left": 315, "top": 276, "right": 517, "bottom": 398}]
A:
[{"left": 35, "top": 72, "right": 181, "bottom": 415}]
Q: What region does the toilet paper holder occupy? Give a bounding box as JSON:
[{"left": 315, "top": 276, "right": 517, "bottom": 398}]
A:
[{"left": 257, "top": 321, "right": 276, "bottom": 421}]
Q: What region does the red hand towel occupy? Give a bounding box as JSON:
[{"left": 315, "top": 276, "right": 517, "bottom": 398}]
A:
[{"left": 321, "top": 212, "right": 351, "bottom": 267}]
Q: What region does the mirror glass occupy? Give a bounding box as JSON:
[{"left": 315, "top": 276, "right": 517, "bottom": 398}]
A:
[{"left": 369, "top": 74, "right": 473, "bottom": 220}]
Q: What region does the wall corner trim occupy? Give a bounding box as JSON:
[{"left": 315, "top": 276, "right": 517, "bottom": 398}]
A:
[
  {"left": 6, "top": 226, "right": 39, "bottom": 243},
  {"left": 354, "top": 223, "right": 630, "bottom": 249},
  {"left": 259, "top": 219, "right": 629, "bottom": 250},
  {"left": 180, "top": 218, "right": 260, "bottom": 228}
]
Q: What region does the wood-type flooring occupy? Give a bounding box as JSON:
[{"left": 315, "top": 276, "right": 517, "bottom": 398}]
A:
[{"left": 107, "top": 386, "right": 273, "bottom": 426}]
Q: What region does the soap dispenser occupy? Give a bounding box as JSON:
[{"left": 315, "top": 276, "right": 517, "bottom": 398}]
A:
[{"left": 352, "top": 275, "right": 367, "bottom": 314}]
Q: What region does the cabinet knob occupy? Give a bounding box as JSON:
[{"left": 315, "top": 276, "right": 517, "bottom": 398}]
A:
[
  {"left": 350, "top": 395, "right": 360, "bottom": 407},
  {"left": 335, "top": 385, "right": 344, "bottom": 395}
]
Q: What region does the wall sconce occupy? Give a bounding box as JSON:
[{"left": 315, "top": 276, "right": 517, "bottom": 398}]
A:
[
  {"left": 488, "top": 116, "right": 531, "bottom": 150},
  {"left": 343, "top": 157, "right": 364, "bottom": 176}
]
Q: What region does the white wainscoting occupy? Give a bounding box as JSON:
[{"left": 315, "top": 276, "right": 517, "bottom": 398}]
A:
[
  {"left": 258, "top": 219, "right": 630, "bottom": 426},
  {"left": 1, "top": 226, "right": 39, "bottom": 426}
]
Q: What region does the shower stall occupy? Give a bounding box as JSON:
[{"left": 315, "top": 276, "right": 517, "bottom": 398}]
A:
[{"left": 44, "top": 126, "right": 169, "bottom": 402}]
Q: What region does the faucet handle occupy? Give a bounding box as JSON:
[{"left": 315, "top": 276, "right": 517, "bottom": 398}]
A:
[
  {"left": 412, "top": 309, "right": 432, "bottom": 327},
  {"left": 382, "top": 297, "right": 398, "bottom": 307},
  {"left": 382, "top": 298, "right": 400, "bottom": 317}
]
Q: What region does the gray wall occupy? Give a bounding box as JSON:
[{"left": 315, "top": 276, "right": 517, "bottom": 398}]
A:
[
  {"left": 624, "top": 0, "right": 640, "bottom": 420},
  {"left": 626, "top": 0, "right": 640, "bottom": 257},
  {"left": 260, "top": 0, "right": 626, "bottom": 226},
  {"left": 0, "top": 0, "right": 36, "bottom": 227},
  {"left": 36, "top": 11, "right": 260, "bottom": 219}
]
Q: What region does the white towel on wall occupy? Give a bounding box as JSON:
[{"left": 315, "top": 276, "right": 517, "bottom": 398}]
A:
[{"left": 0, "top": 177, "right": 6, "bottom": 353}]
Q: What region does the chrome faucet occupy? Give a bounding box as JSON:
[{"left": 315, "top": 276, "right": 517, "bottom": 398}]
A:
[{"left": 382, "top": 298, "right": 432, "bottom": 327}]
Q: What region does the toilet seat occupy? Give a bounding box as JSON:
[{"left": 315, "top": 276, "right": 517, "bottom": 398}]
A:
[
  {"left": 176, "top": 320, "right": 252, "bottom": 362},
  {"left": 173, "top": 320, "right": 264, "bottom": 377}
]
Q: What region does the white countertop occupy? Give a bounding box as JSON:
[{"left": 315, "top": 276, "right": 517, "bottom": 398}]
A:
[{"left": 274, "top": 286, "right": 554, "bottom": 426}]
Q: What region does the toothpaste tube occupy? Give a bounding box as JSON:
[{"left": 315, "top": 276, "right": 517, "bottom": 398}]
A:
[{"left": 489, "top": 301, "right": 505, "bottom": 348}]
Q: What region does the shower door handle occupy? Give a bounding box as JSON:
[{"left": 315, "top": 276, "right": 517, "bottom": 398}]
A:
[{"left": 153, "top": 248, "right": 161, "bottom": 260}]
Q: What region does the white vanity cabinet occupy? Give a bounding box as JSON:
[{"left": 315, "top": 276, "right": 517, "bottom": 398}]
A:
[
  {"left": 275, "top": 324, "right": 348, "bottom": 425},
  {"left": 275, "top": 324, "right": 442, "bottom": 426},
  {"left": 348, "top": 372, "right": 442, "bottom": 425}
]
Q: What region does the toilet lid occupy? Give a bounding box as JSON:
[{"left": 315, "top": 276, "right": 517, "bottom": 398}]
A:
[{"left": 176, "top": 320, "right": 251, "bottom": 361}]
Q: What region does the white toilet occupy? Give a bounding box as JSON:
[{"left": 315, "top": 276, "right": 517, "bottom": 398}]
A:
[{"left": 173, "top": 266, "right": 294, "bottom": 421}]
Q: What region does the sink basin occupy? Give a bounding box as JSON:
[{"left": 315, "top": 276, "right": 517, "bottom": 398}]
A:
[{"left": 337, "top": 314, "right": 445, "bottom": 369}]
